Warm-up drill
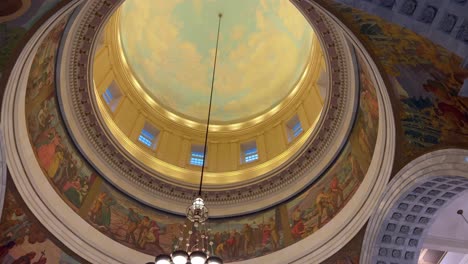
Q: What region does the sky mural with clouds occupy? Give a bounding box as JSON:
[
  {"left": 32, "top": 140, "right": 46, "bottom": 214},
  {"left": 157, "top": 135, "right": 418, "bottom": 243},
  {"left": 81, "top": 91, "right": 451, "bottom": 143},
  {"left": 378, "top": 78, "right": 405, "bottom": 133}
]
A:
[{"left": 119, "top": 0, "right": 314, "bottom": 122}]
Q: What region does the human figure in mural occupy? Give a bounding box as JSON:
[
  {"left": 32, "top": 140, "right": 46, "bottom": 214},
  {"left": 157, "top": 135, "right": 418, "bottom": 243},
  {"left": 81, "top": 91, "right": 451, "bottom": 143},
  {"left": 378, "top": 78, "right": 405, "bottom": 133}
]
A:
[
  {"left": 251, "top": 221, "right": 260, "bottom": 246},
  {"left": 242, "top": 223, "right": 253, "bottom": 255},
  {"left": 291, "top": 207, "right": 305, "bottom": 241},
  {"left": 54, "top": 156, "right": 78, "bottom": 191},
  {"left": 37, "top": 101, "right": 52, "bottom": 130},
  {"left": 234, "top": 229, "right": 241, "bottom": 258},
  {"left": 125, "top": 208, "right": 141, "bottom": 244},
  {"left": 47, "top": 145, "right": 64, "bottom": 179},
  {"left": 215, "top": 242, "right": 225, "bottom": 258},
  {"left": 35, "top": 129, "right": 62, "bottom": 173},
  {"left": 62, "top": 176, "right": 82, "bottom": 207},
  {"left": 220, "top": 230, "right": 229, "bottom": 251},
  {"left": 211, "top": 231, "right": 220, "bottom": 251},
  {"left": 95, "top": 196, "right": 116, "bottom": 231},
  {"left": 315, "top": 187, "right": 333, "bottom": 228},
  {"left": 268, "top": 217, "right": 279, "bottom": 250},
  {"left": 225, "top": 231, "right": 236, "bottom": 258},
  {"left": 89, "top": 192, "right": 107, "bottom": 224},
  {"left": 361, "top": 89, "right": 378, "bottom": 129},
  {"left": 136, "top": 216, "right": 151, "bottom": 245},
  {"left": 359, "top": 127, "right": 371, "bottom": 155},
  {"left": 261, "top": 224, "right": 270, "bottom": 250},
  {"left": 138, "top": 220, "right": 162, "bottom": 251},
  {"left": 329, "top": 176, "right": 344, "bottom": 211},
  {"left": 348, "top": 154, "right": 364, "bottom": 183}
]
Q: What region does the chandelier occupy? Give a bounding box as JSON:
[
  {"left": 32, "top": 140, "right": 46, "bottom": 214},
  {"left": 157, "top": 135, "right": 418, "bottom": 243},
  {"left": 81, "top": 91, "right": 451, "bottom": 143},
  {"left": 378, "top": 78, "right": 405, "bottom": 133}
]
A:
[{"left": 147, "top": 13, "right": 224, "bottom": 264}]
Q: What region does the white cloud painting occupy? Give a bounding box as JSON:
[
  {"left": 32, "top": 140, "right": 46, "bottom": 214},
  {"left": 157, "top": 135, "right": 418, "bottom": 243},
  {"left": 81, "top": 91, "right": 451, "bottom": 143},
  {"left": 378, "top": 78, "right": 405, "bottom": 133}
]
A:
[{"left": 120, "top": 0, "right": 314, "bottom": 122}]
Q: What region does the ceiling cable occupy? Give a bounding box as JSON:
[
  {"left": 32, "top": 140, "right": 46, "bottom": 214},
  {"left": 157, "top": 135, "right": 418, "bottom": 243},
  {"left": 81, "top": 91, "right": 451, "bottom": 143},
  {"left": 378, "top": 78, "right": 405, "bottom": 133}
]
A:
[{"left": 198, "top": 13, "right": 223, "bottom": 196}]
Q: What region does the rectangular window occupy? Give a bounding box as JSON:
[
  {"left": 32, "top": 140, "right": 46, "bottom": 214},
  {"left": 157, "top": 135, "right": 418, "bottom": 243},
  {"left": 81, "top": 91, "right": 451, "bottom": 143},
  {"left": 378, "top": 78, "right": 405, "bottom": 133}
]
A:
[
  {"left": 190, "top": 145, "right": 206, "bottom": 166},
  {"left": 102, "top": 81, "right": 122, "bottom": 112},
  {"left": 292, "top": 121, "right": 303, "bottom": 138},
  {"left": 241, "top": 141, "right": 259, "bottom": 164},
  {"left": 287, "top": 115, "right": 303, "bottom": 142},
  {"left": 103, "top": 89, "right": 113, "bottom": 104},
  {"left": 138, "top": 122, "right": 159, "bottom": 149}
]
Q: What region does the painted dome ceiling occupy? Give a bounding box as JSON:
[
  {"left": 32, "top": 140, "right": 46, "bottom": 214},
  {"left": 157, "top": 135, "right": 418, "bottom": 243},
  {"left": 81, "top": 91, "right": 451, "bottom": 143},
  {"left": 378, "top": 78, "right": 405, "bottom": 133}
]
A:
[{"left": 119, "top": 0, "right": 314, "bottom": 123}]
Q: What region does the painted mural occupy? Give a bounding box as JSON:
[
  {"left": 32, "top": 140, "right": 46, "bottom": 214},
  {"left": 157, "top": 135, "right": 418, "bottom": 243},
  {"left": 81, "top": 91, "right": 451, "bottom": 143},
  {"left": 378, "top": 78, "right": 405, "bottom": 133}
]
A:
[
  {"left": 84, "top": 182, "right": 185, "bottom": 256},
  {"left": 119, "top": 0, "right": 314, "bottom": 122},
  {"left": 23, "top": 3, "right": 378, "bottom": 262},
  {"left": 25, "top": 15, "right": 96, "bottom": 211},
  {"left": 0, "top": 180, "right": 83, "bottom": 264},
  {"left": 321, "top": 1, "right": 468, "bottom": 161},
  {"left": 282, "top": 52, "right": 378, "bottom": 246},
  {"left": 0, "top": 0, "right": 67, "bottom": 78}
]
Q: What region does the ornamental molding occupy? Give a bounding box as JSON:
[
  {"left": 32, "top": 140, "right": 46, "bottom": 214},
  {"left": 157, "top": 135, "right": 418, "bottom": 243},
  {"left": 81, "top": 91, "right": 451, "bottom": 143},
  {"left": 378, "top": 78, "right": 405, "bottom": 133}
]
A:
[{"left": 58, "top": 0, "right": 358, "bottom": 216}]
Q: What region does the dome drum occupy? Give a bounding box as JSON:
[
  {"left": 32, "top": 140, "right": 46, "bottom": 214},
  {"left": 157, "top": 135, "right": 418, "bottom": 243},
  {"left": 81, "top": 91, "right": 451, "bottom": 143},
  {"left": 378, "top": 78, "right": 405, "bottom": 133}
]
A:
[{"left": 57, "top": 0, "right": 360, "bottom": 217}]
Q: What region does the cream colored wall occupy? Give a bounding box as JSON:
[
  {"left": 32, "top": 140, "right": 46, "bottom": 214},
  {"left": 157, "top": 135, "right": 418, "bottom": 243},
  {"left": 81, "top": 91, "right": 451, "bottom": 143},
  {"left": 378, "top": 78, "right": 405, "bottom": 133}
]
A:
[{"left": 93, "top": 40, "right": 324, "bottom": 173}]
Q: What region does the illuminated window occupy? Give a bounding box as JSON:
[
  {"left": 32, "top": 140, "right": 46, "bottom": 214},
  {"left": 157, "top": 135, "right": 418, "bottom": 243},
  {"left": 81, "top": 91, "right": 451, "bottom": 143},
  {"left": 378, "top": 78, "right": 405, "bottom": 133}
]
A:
[
  {"left": 241, "top": 141, "right": 258, "bottom": 164},
  {"left": 286, "top": 115, "right": 303, "bottom": 142},
  {"left": 138, "top": 122, "right": 159, "bottom": 149},
  {"left": 190, "top": 145, "right": 205, "bottom": 166},
  {"left": 102, "top": 81, "right": 122, "bottom": 112}
]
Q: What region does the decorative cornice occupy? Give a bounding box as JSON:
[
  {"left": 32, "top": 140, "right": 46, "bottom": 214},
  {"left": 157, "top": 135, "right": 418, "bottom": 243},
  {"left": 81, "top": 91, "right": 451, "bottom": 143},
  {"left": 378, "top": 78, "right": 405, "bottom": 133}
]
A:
[{"left": 58, "top": 0, "right": 358, "bottom": 216}]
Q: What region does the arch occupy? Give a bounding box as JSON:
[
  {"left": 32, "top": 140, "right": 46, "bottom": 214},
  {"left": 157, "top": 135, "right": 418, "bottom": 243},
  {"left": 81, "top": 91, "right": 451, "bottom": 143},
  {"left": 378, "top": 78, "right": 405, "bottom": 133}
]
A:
[{"left": 361, "top": 149, "right": 468, "bottom": 264}]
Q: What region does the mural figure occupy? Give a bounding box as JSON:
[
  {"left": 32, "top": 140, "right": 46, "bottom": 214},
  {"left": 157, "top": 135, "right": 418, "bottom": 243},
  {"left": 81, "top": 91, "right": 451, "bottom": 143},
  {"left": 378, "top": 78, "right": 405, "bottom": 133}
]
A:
[
  {"left": 0, "top": 186, "right": 81, "bottom": 264},
  {"left": 329, "top": 176, "right": 344, "bottom": 211},
  {"left": 241, "top": 224, "right": 253, "bottom": 255},
  {"left": 138, "top": 220, "right": 161, "bottom": 250},
  {"left": 291, "top": 207, "right": 305, "bottom": 240},
  {"left": 98, "top": 196, "right": 116, "bottom": 229},
  {"left": 348, "top": 154, "right": 364, "bottom": 183},
  {"left": 315, "top": 187, "right": 334, "bottom": 228},
  {"left": 125, "top": 208, "right": 140, "bottom": 245}
]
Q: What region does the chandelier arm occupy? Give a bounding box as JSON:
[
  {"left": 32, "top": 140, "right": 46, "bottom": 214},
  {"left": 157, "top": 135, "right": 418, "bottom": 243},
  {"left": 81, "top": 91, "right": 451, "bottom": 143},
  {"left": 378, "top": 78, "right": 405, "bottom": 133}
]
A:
[{"left": 198, "top": 13, "right": 223, "bottom": 196}]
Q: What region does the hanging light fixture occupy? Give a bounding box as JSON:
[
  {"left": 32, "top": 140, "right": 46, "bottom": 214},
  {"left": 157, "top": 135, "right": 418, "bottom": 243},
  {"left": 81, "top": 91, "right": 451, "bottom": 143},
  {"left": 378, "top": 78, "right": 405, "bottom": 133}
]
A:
[{"left": 147, "top": 13, "right": 224, "bottom": 264}]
